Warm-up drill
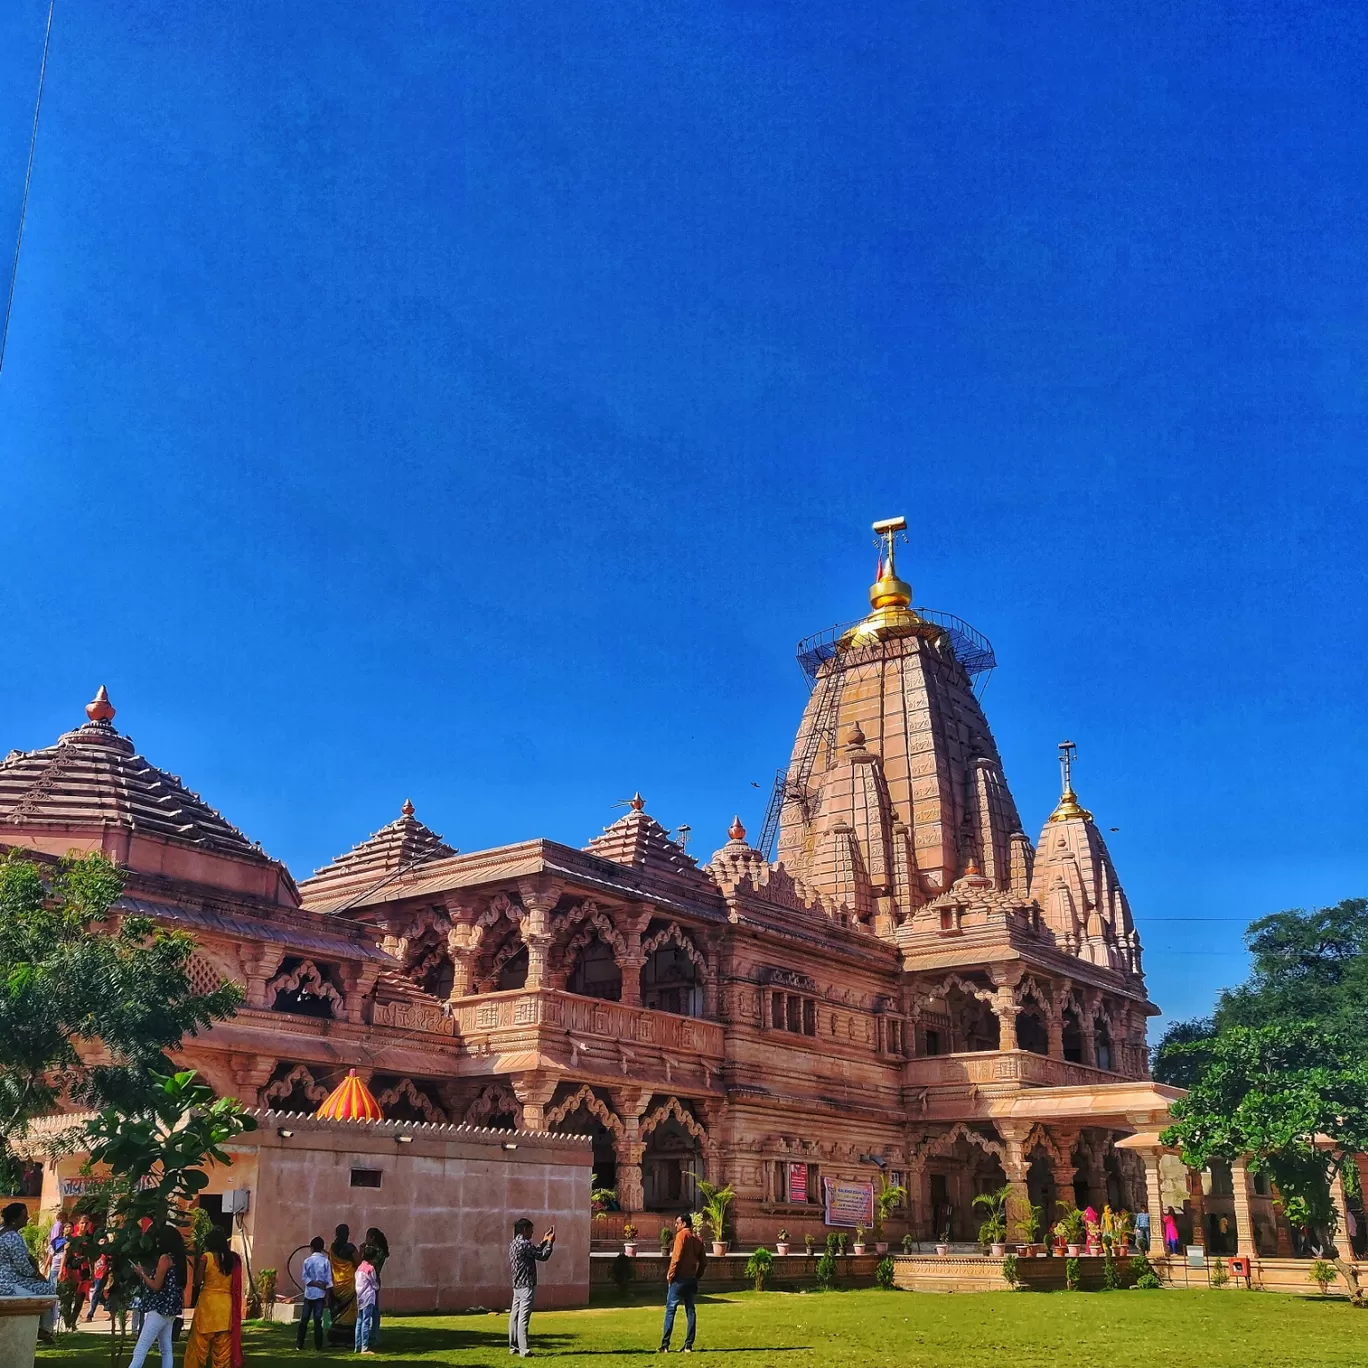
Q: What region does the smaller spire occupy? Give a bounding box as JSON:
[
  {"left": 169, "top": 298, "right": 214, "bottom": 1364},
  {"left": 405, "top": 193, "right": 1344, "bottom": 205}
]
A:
[
  {"left": 728, "top": 815, "right": 746, "bottom": 842},
  {"left": 845, "top": 721, "right": 867, "bottom": 750},
  {"left": 630, "top": 792, "right": 645, "bottom": 812},
  {"left": 401, "top": 798, "right": 415, "bottom": 818},
  {"left": 85, "top": 685, "right": 115, "bottom": 724}
]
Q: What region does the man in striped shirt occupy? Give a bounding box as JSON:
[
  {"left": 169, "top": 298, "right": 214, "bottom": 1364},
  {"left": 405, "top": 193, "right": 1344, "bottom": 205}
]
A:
[{"left": 507, "top": 1219, "right": 555, "bottom": 1358}]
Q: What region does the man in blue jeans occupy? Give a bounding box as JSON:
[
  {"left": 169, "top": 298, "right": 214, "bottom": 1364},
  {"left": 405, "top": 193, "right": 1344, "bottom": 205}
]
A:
[{"left": 659, "top": 1214, "right": 706, "bottom": 1354}]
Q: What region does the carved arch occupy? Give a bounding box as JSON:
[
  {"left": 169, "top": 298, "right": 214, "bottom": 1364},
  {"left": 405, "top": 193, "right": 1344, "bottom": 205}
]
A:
[
  {"left": 463, "top": 1083, "right": 522, "bottom": 1128},
  {"left": 481, "top": 932, "right": 529, "bottom": 988},
  {"left": 1014, "top": 975, "right": 1053, "bottom": 1013},
  {"left": 1020, "top": 1123, "right": 1070, "bottom": 1168},
  {"left": 266, "top": 959, "right": 344, "bottom": 1012},
  {"left": 375, "top": 1078, "right": 447, "bottom": 1124},
  {"left": 641, "top": 921, "right": 706, "bottom": 971},
  {"left": 563, "top": 912, "right": 627, "bottom": 969},
  {"left": 913, "top": 1122, "right": 1005, "bottom": 1165},
  {"left": 262, "top": 1064, "right": 328, "bottom": 1107},
  {"left": 543, "top": 1084, "right": 624, "bottom": 1138},
  {"left": 478, "top": 891, "right": 525, "bottom": 928},
  {"left": 914, "top": 972, "right": 995, "bottom": 1007},
  {"left": 639, "top": 1096, "right": 707, "bottom": 1144}
]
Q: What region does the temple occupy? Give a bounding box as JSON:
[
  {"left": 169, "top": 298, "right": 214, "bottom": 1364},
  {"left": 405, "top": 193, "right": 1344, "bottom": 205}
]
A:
[{"left": 2, "top": 523, "right": 1195, "bottom": 1246}]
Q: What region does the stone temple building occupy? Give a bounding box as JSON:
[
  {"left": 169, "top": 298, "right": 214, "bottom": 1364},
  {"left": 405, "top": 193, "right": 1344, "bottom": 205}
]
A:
[{"left": 0, "top": 524, "right": 1183, "bottom": 1244}]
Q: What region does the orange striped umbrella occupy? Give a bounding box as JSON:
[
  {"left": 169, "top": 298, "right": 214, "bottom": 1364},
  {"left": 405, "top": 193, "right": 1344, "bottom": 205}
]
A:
[{"left": 315, "top": 1069, "right": 384, "bottom": 1121}]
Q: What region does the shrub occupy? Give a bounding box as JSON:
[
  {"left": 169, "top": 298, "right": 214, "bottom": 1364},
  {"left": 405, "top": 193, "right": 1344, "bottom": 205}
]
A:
[
  {"left": 660, "top": 1226, "right": 673, "bottom": 1256},
  {"left": 1128, "top": 1253, "right": 1154, "bottom": 1284},
  {"left": 255, "top": 1268, "right": 277, "bottom": 1320},
  {"left": 972, "top": 1184, "right": 1009, "bottom": 1248},
  {"left": 1002, "top": 1253, "right": 1019, "bottom": 1289},
  {"left": 1136, "top": 1271, "right": 1163, "bottom": 1290},
  {"left": 901, "top": 1233, "right": 915, "bottom": 1254},
  {"left": 1065, "top": 1256, "right": 1081, "bottom": 1291},
  {"left": 837, "top": 1233, "right": 849, "bottom": 1256},
  {"left": 875, "top": 1256, "right": 896, "bottom": 1290},
  {"left": 745, "top": 1247, "right": 775, "bottom": 1291},
  {"left": 1102, "top": 1250, "right": 1121, "bottom": 1291},
  {"left": 611, "top": 1252, "right": 635, "bottom": 1290},
  {"left": 815, "top": 1252, "right": 838, "bottom": 1290},
  {"left": 825, "top": 1233, "right": 840, "bottom": 1256},
  {"left": 1209, "top": 1259, "right": 1230, "bottom": 1289},
  {"left": 1309, "top": 1260, "right": 1338, "bottom": 1295},
  {"left": 804, "top": 1234, "right": 815, "bottom": 1255}
]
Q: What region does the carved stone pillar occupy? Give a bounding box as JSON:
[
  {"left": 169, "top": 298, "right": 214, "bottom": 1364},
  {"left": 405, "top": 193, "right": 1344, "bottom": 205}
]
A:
[
  {"left": 611, "top": 1087, "right": 652, "bottom": 1214},
  {"left": 992, "top": 996, "right": 1020, "bottom": 1052},
  {"left": 996, "top": 1122, "right": 1032, "bottom": 1243},
  {"left": 619, "top": 955, "right": 645, "bottom": 1008},
  {"left": 337, "top": 961, "right": 381, "bottom": 1025},
  {"left": 1143, "top": 1150, "right": 1165, "bottom": 1252},
  {"left": 1079, "top": 992, "right": 1099, "bottom": 1068},
  {"left": 1049, "top": 1128, "right": 1080, "bottom": 1221},
  {"left": 239, "top": 944, "right": 288, "bottom": 1010},
  {"left": 909, "top": 1161, "right": 933, "bottom": 1239},
  {"left": 517, "top": 878, "right": 563, "bottom": 992},
  {"left": 1231, "top": 1157, "right": 1255, "bottom": 1256},
  {"left": 1185, "top": 1167, "right": 1206, "bottom": 1249},
  {"left": 510, "top": 1075, "right": 558, "bottom": 1132}
]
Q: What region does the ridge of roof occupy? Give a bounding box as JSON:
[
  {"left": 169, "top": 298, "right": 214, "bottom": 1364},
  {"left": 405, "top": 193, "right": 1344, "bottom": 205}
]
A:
[{"left": 582, "top": 795, "right": 700, "bottom": 875}]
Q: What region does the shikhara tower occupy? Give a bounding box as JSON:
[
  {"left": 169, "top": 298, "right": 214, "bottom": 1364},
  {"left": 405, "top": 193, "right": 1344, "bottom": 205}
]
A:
[{"left": 2, "top": 519, "right": 1187, "bottom": 1252}]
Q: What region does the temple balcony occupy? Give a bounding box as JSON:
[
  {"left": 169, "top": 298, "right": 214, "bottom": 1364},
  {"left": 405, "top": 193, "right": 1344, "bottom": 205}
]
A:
[
  {"left": 372, "top": 987, "right": 726, "bottom": 1075},
  {"left": 905, "top": 1048, "right": 1130, "bottom": 1092}
]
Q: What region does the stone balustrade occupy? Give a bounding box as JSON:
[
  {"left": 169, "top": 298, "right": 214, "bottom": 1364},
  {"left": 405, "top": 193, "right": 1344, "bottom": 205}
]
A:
[
  {"left": 373, "top": 989, "right": 727, "bottom": 1058},
  {"left": 905, "top": 1048, "right": 1124, "bottom": 1089}
]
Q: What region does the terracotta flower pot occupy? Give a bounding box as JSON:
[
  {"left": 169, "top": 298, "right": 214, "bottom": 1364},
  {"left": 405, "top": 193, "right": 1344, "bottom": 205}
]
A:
[
  {"left": 776, "top": 1243, "right": 790, "bottom": 1256},
  {"left": 935, "top": 1243, "right": 949, "bottom": 1256},
  {"left": 875, "top": 1242, "right": 889, "bottom": 1254},
  {"left": 853, "top": 1244, "right": 866, "bottom": 1255},
  {"left": 711, "top": 1242, "right": 728, "bottom": 1257},
  {"left": 1067, "top": 1244, "right": 1082, "bottom": 1257},
  {"left": 990, "top": 1243, "right": 1007, "bottom": 1257},
  {"left": 623, "top": 1244, "right": 637, "bottom": 1257}
]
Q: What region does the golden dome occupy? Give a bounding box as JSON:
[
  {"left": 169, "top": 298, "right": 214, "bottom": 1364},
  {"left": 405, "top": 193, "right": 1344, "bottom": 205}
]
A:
[{"left": 837, "top": 538, "right": 940, "bottom": 651}]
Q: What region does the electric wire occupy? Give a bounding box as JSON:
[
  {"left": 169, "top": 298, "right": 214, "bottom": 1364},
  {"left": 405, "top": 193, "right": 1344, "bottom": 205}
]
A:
[{"left": 1, "top": 0, "right": 55, "bottom": 377}]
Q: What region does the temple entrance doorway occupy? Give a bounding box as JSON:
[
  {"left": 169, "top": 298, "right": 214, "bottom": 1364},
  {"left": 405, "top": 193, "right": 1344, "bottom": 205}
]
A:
[{"left": 643, "top": 1119, "right": 698, "bottom": 1213}]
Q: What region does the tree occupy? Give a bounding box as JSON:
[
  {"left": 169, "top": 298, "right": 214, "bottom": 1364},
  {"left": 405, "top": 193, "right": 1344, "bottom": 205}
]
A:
[
  {"left": 1159, "top": 1022, "right": 1368, "bottom": 1254},
  {"left": 78, "top": 1069, "right": 257, "bottom": 1366},
  {"left": 1154, "top": 899, "right": 1368, "bottom": 1085},
  {"left": 0, "top": 852, "right": 243, "bottom": 1187}
]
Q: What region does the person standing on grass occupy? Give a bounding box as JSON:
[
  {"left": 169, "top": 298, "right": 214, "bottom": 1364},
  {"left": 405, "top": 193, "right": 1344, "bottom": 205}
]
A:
[
  {"left": 363, "top": 1227, "right": 389, "bottom": 1346},
  {"left": 658, "top": 1213, "right": 706, "bottom": 1355},
  {"left": 508, "top": 1217, "right": 555, "bottom": 1358},
  {"left": 296, "top": 1236, "right": 332, "bottom": 1351},
  {"left": 353, "top": 1244, "right": 380, "bottom": 1355},
  {"left": 184, "top": 1227, "right": 243, "bottom": 1368},
  {"left": 127, "top": 1225, "right": 187, "bottom": 1368},
  {"left": 0, "top": 1202, "right": 57, "bottom": 1343}
]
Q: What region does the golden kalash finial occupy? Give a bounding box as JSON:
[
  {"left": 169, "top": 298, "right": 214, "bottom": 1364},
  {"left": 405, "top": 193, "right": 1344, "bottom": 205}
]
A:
[
  {"left": 1048, "top": 740, "right": 1094, "bottom": 823},
  {"left": 839, "top": 516, "right": 938, "bottom": 650}
]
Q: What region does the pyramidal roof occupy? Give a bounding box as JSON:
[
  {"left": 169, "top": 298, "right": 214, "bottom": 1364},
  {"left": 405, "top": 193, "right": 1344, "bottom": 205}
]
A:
[
  {"left": 299, "top": 799, "right": 457, "bottom": 910},
  {"left": 583, "top": 793, "right": 698, "bottom": 873},
  {"left": 0, "top": 687, "right": 270, "bottom": 862}
]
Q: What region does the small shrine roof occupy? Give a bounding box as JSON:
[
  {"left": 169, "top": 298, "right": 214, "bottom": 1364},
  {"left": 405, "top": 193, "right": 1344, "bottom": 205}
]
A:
[
  {"left": 581, "top": 793, "right": 700, "bottom": 875},
  {"left": 0, "top": 689, "right": 274, "bottom": 863},
  {"left": 298, "top": 800, "right": 457, "bottom": 910}
]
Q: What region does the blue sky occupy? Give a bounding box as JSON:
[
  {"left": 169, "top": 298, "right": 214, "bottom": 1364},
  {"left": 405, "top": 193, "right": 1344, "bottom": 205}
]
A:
[{"left": 1, "top": 2, "right": 1364, "bottom": 1034}]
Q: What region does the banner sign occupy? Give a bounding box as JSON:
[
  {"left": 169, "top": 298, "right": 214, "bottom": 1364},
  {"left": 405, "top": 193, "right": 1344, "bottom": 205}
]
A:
[
  {"left": 59, "top": 1176, "right": 154, "bottom": 1198},
  {"left": 822, "top": 1177, "right": 874, "bottom": 1228},
  {"left": 788, "top": 1163, "right": 807, "bottom": 1205}
]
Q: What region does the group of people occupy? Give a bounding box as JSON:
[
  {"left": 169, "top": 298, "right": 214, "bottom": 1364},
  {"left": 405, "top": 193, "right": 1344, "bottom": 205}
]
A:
[
  {"left": 295, "top": 1223, "right": 389, "bottom": 1355},
  {"left": 0, "top": 1201, "right": 245, "bottom": 1367},
  {"left": 506, "top": 1211, "right": 707, "bottom": 1358}
]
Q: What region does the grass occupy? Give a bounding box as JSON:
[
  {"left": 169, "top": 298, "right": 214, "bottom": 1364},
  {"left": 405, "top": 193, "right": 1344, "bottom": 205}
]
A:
[{"left": 41, "top": 1286, "right": 1366, "bottom": 1368}]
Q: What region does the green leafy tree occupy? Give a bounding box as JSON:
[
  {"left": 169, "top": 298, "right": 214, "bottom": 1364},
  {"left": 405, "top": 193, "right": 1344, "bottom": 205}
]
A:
[
  {"left": 745, "top": 1246, "right": 774, "bottom": 1290},
  {"left": 84, "top": 1069, "right": 257, "bottom": 1366},
  {"left": 0, "top": 853, "right": 242, "bottom": 1187}
]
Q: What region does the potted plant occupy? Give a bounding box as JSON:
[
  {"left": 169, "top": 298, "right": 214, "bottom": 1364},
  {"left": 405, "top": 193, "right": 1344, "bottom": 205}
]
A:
[
  {"left": 696, "top": 1180, "right": 735, "bottom": 1257},
  {"left": 836, "top": 1232, "right": 849, "bottom": 1256},
  {"left": 804, "top": 1233, "right": 815, "bottom": 1256},
  {"left": 622, "top": 1222, "right": 638, "bottom": 1257},
  {"left": 901, "top": 1233, "right": 915, "bottom": 1255},
  {"left": 776, "top": 1228, "right": 790, "bottom": 1257},
  {"left": 972, "top": 1184, "right": 1010, "bottom": 1257},
  {"left": 873, "top": 1173, "right": 906, "bottom": 1255},
  {"left": 1015, "top": 1201, "right": 1044, "bottom": 1256},
  {"left": 1113, "top": 1208, "right": 1134, "bottom": 1257},
  {"left": 853, "top": 1225, "right": 867, "bottom": 1255},
  {"left": 1053, "top": 1205, "right": 1086, "bottom": 1258},
  {"left": 659, "top": 1225, "right": 673, "bottom": 1257},
  {"left": 935, "top": 1240, "right": 950, "bottom": 1256}
]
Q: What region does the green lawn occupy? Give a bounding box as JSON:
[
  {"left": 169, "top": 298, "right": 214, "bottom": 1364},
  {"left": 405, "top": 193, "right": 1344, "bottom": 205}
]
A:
[{"left": 44, "top": 1287, "right": 1365, "bottom": 1368}]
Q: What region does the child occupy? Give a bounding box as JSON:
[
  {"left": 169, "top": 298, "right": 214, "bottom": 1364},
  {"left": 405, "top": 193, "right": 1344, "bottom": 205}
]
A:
[{"left": 353, "top": 1244, "right": 379, "bottom": 1355}]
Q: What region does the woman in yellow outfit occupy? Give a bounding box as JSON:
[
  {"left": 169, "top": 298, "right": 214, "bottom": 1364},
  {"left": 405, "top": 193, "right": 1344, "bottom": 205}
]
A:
[
  {"left": 327, "top": 1223, "right": 360, "bottom": 1345},
  {"left": 184, "top": 1228, "right": 243, "bottom": 1368}
]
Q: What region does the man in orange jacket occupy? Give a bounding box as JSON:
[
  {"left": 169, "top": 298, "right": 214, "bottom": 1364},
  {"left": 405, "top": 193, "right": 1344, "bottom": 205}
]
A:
[{"left": 658, "top": 1214, "right": 706, "bottom": 1353}]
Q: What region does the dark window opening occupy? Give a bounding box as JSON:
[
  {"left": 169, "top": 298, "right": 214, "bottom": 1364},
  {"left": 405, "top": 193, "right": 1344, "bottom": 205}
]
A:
[{"left": 350, "top": 1169, "right": 383, "bottom": 1189}]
